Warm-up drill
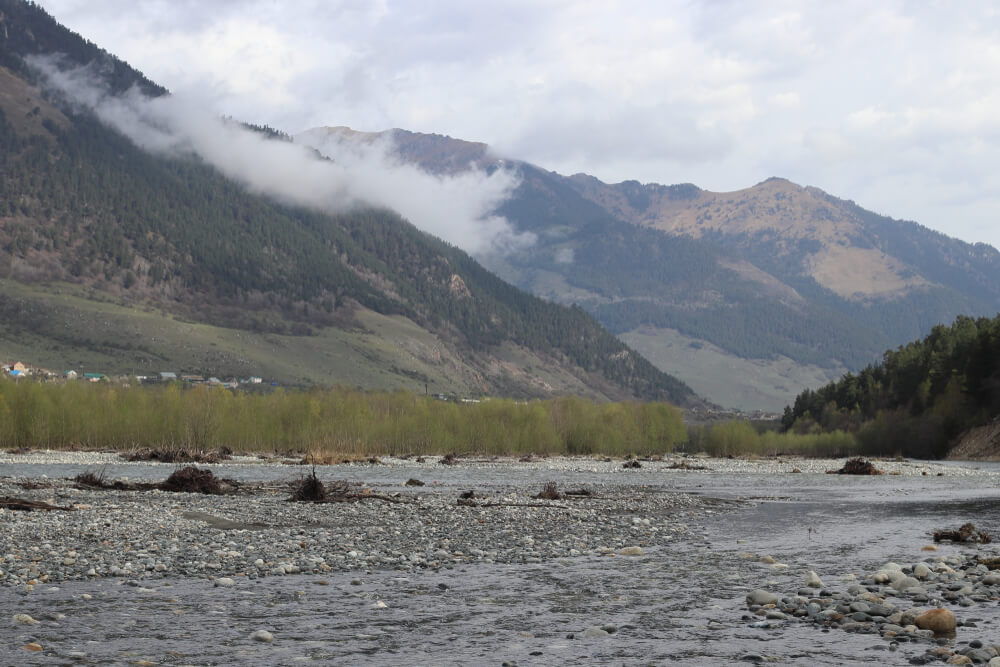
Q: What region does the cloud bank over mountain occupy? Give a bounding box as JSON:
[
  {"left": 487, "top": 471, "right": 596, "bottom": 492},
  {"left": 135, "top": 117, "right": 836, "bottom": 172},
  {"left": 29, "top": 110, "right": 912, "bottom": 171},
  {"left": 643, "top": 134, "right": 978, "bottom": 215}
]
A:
[
  {"left": 29, "top": 55, "right": 525, "bottom": 255},
  {"left": 35, "top": 0, "right": 1000, "bottom": 251}
]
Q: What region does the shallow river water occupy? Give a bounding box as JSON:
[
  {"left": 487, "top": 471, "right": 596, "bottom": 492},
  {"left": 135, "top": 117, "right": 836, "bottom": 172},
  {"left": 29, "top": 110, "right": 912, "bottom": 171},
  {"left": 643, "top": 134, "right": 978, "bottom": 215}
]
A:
[{"left": 3, "top": 461, "right": 1000, "bottom": 665}]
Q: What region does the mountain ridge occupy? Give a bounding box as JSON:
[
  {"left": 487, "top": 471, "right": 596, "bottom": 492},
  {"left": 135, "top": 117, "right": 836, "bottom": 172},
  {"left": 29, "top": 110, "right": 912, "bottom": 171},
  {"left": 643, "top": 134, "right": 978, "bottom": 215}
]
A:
[{"left": 305, "top": 125, "right": 1000, "bottom": 410}]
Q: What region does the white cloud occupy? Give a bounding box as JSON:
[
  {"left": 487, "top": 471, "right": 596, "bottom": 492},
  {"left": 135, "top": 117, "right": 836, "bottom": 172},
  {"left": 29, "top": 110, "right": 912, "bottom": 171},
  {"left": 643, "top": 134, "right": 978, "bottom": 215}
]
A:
[
  {"left": 28, "top": 56, "right": 525, "bottom": 256},
  {"left": 768, "top": 92, "right": 800, "bottom": 109},
  {"left": 554, "top": 247, "right": 575, "bottom": 264}
]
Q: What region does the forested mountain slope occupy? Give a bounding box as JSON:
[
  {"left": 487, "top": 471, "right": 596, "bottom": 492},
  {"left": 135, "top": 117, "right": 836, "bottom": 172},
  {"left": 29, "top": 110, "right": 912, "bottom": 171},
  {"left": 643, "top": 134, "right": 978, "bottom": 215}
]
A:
[
  {"left": 0, "top": 0, "right": 698, "bottom": 404},
  {"left": 782, "top": 314, "right": 1000, "bottom": 459}
]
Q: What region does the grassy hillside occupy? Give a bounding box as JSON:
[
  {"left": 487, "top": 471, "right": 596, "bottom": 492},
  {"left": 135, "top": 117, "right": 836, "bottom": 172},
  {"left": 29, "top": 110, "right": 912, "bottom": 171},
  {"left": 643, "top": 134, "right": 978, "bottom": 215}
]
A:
[
  {"left": 0, "top": 280, "right": 635, "bottom": 399},
  {"left": 620, "top": 326, "right": 844, "bottom": 412}
]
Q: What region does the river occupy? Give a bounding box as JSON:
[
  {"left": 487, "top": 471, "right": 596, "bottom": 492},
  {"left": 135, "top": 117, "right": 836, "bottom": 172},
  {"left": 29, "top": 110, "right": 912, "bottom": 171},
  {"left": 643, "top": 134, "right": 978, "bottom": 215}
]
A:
[{"left": 2, "top": 457, "right": 999, "bottom": 665}]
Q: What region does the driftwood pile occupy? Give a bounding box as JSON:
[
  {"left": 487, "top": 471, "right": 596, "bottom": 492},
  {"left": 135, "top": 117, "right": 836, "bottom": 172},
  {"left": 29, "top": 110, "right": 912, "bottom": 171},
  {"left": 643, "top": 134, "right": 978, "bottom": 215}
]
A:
[
  {"left": 934, "top": 522, "right": 992, "bottom": 544},
  {"left": 74, "top": 466, "right": 237, "bottom": 495},
  {"left": 827, "top": 457, "right": 884, "bottom": 475},
  {"left": 288, "top": 469, "right": 408, "bottom": 504},
  {"left": 123, "top": 448, "right": 232, "bottom": 464},
  {"left": 0, "top": 497, "right": 74, "bottom": 511}
]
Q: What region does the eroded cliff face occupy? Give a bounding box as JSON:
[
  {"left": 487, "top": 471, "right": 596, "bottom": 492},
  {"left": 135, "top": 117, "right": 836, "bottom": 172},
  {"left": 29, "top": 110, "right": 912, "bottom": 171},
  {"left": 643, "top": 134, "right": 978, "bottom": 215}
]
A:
[{"left": 947, "top": 420, "right": 1000, "bottom": 461}]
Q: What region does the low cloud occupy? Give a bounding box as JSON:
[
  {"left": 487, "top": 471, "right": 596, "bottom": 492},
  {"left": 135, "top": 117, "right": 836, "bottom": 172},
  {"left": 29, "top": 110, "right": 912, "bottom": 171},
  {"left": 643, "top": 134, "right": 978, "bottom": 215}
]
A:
[
  {"left": 28, "top": 55, "right": 527, "bottom": 256},
  {"left": 554, "top": 247, "right": 575, "bottom": 264},
  {"left": 295, "top": 128, "right": 533, "bottom": 254}
]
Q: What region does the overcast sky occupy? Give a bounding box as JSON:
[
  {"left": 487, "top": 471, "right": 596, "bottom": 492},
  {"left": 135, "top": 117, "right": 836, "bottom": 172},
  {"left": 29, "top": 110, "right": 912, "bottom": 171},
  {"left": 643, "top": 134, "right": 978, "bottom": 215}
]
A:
[{"left": 34, "top": 0, "right": 1000, "bottom": 250}]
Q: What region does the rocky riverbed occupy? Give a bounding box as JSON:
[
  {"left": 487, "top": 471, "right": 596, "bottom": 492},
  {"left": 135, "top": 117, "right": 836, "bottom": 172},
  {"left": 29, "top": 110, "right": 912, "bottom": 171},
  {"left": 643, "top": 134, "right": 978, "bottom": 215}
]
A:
[
  {"left": 3, "top": 451, "right": 1000, "bottom": 664},
  {"left": 745, "top": 555, "right": 1000, "bottom": 665},
  {"left": 0, "top": 472, "right": 727, "bottom": 586}
]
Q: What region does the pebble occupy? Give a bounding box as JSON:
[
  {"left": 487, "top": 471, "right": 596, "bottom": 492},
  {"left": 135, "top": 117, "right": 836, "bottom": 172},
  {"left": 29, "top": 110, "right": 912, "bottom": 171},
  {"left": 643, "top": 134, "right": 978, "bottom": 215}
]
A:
[
  {"left": 214, "top": 577, "right": 236, "bottom": 587},
  {"left": 249, "top": 630, "right": 274, "bottom": 643},
  {"left": 583, "top": 626, "right": 610, "bottom": 638},
  {"left": 746, "top": 589, "right": 779, "bottom": 606},
  {"left": 748, "top": 553, "right": 1000, "bottom": 661}
]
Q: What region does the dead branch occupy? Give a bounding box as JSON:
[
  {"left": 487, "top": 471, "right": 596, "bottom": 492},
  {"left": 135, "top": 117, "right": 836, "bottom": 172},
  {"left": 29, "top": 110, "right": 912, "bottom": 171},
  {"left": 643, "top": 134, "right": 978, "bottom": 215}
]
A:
[{"left": 0, "top": 496, "right": 75, "bottom": 511}]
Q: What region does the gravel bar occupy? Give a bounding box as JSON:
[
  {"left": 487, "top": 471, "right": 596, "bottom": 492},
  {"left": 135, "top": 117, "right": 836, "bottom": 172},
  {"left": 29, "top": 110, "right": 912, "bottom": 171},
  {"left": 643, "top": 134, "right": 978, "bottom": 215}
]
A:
[{"left": 0, "top": 465, "right": 734, "bottom": 589}]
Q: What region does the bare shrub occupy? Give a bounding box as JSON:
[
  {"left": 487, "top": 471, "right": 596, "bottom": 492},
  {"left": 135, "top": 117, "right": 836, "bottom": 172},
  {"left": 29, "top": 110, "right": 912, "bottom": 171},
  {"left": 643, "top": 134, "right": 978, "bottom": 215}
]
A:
[{"left": 534, "top": 482, "right": 562, "bottom": 500}]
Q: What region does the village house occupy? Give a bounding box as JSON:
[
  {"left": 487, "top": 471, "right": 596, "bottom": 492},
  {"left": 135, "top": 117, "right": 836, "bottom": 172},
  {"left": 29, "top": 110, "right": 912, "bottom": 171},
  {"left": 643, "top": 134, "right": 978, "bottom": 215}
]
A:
[{"left": 5, "top": 361, "right": 29, "bottom": 378}]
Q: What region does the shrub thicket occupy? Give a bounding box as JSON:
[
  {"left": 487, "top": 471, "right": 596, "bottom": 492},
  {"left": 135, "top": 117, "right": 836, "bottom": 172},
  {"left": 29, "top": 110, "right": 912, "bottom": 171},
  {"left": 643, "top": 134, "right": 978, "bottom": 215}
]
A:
[
  {"left": 688, "top": 420, "right": 858, "bottom": 458},
  {"left": 0, "top": 380, "right": 686, "bottom": 457}
]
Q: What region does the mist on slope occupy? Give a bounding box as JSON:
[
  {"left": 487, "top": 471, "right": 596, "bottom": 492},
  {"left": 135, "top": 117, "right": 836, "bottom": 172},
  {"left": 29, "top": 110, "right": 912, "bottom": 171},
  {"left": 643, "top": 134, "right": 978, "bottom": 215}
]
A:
[{"left": 27, "top": 55, "right": 529, "bottom": 255}]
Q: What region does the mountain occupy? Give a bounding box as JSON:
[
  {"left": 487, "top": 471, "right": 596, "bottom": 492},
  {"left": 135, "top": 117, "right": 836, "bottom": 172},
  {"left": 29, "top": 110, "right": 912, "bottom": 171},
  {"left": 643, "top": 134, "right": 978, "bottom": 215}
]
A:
[
  {"left": 0, "top": 0, "right": 698, "bottom": 405},
  {"left": 306, "top": 128, "right": 1000, "bottom": 411}
]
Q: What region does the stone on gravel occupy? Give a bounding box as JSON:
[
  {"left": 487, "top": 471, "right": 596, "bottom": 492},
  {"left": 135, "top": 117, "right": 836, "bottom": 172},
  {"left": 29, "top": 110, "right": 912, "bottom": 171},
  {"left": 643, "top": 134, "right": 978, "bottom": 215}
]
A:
[
  {"left": 583, "top": 626, "right": 610, "bottom": 638},
  {"left": 618, "top": 546, "right": 643, "bottom": 556},
  {"left": 891, "top": 576, "right": 922, "bottom": 592},
  {"left": 966, "top": 649, "right": 995, "bottom": 663},
  {"left": 747, "top": 589, "right": 779, "bottom": 606},
  {"left": 214, "top": 577, "right": 235, "bottom": 587},
  {"left": 250, "top": 630, "right": 274, "bottom": 643},
  {"left": 914, "top": 608, "right": 956, "bottom": 635}
]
